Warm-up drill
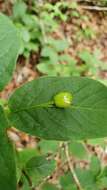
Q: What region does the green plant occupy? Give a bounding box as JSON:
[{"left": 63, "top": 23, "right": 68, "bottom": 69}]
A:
[
  {"left": 12, "top": 0, "right": 95, "bottom": 78},
  {"left": 78, "top": 49, "right": 105, "bottom": 78},
  {"left": 1, "top": 12, "right": 107, "bottom": 190},
  {"left": 76, "top": 26, "right": 95, "bottom": 40},
  {"left": 12, "top": 0, "right": 59, "bottom": 58},
  {"left": 12, "top": 1, "right": 41, "bottom": 58},
  {"left": 36, "top": 37, "right": 74, "bottom": 76}
]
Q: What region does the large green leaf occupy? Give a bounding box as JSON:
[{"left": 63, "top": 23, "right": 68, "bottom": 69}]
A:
[
  {"left": 0, "top": 106, "right": 16, "bottom": 189},
  {"left": 0, "top": 13, "right": 20, "bottom": 91},
  {"left": 8, "top": 76, "right": 107, "bottom": 140}
]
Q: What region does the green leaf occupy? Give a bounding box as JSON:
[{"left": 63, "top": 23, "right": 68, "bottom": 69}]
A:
[
  {"left": 20, "top": 27, "right": 30, "bottom": 42},
  {"left": 78, "top": 50, "right": 94, "bottom": 65},
  {"left": 97, "top": 177, "right": 107, "bottom": 189},
  {"left": 8, "top": 76, "right": 107, "bottom": 140},
  {"left": 48, "top": 38, "right": 69, "bottom": 52},
  {"left": 100, "top": 166, "right": 107, "bottom": 178},
  {"left": 19, "top": 175, "right": 30, "bottom": 190},
  {"left": 0, "top": 106, "right": 16, "bottom": 189},
  {"left": 90, "top": 156, "right": 101, "bottom": 176},
  {"left": 78, "top": 50, "right": 103, "bottom": 73},
  {"left": 0, "top": 13, "right": 20, "bottom": 91},
  {"left": 16, "top": 148, "right": 40, "bottom": 185},
  {"left": 71, "top": 10, "right": 80, "bottom": 18},
  {"left": 41, "top": 46, "right": 58, "bottom": 64},
  {"left": 88, "top": 138, "right": 106, "bottom": 148},
  {"left": 13, "top": 1, "right": 27, "bottom": 19},
  {"left": 60, "top": 172, "right": 76, "bottom": 190},
  {"left": 17, "top": 148, "right": 39, "bottom": 169},
  {"left": 70, "top": 2, "right": 78, "bottom": 9},
  {"left": 37, "top": 62, "right": 58, "bottom": 76},
  {"left": 60, "top": 172, "right": 73, "bottom": 185},
  {"left": 76, "top": 168, "right": 97, "bottom": 189},
  {"left": 37, "top": 140, "right": 59, "bottom": 154},
  {"left": 68, "top": 141, "right": 87, "bottom": 159},
  {"left": 59, "top": 54, "right": 76, "bottom": 65},
  {"left": 25, "top": 155, "right": 55, "bottom": 186},
  {"left": 42, "top": 183, "right": 59, "bottom": 190}
]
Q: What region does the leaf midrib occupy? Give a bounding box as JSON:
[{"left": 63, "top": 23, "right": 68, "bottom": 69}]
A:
[{"left": 9, "top": 102, "right": 107, "bottom": 114}]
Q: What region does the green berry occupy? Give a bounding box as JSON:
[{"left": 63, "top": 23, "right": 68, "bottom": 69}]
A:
[{"left": 54, "top": 92, "right": 73, "bottom": 108}]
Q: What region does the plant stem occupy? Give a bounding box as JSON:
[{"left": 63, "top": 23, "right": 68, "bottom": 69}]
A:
[
  {"left": 38, "top": 0, "right": 48, "bottom": 44},
  {"left": 64, "top": 142, "right": 84, "bottom": 190},
  {"left": 22, "top": 169, "right": 35, "bottom": 190}
]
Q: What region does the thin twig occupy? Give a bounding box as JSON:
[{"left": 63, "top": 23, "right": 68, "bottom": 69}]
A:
[
  {"left": 80, "top": 5, "right": 107, "bottom": 11},
  {"left": 76, "top": 0, "right": 92, "bottom": 2},
  {"left": 64, "top": 142, "right": 83, "bottom": 190}
]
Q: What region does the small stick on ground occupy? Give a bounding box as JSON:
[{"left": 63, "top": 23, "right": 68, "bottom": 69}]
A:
[
  {"left": 64, "top": 142, "right": 84, "bottom": 190},
  {"left": 80, "top": 5, "right": 107, "bottom": 11}
]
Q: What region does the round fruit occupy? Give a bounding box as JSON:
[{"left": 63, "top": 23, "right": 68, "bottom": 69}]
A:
[{"left": 54, "top": 92, "right": 73, "bottom": 108}]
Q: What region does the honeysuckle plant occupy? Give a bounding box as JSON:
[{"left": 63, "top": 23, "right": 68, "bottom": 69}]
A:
[{"left": 0, "top": 13, "right": 107, "bottom": 190}]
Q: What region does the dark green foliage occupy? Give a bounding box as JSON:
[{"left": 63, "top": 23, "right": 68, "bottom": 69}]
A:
[{"left": 8, "top": 77, "right": 107, "bottom": 140}]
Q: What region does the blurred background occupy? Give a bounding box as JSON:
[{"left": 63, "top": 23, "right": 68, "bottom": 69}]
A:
[{"left": 1, "top": 0, "right": 107, "bottom": 189}]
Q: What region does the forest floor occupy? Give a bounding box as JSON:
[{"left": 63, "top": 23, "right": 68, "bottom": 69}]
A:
[{"left": 1, "top": 1, "right": 107, "bottom": 98}]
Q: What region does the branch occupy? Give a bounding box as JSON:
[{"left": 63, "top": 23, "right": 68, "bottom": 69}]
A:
[
  {"left": 76, "top": 0, "right": 92, "bottom": 2},
  {"left": 64, "top": 142, "right": 83, "bottom": 190},
  {"left": 80, "top": 5, "right": 107, "bottom": 11}
]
